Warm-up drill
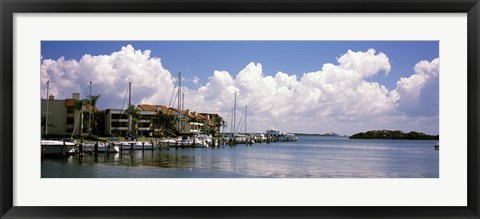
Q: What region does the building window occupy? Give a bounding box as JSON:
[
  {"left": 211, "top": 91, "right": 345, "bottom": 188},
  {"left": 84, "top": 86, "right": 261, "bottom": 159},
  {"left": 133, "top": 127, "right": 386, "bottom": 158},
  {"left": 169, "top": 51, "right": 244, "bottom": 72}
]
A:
[{"left": 66, "top": 117, "right": 74, "bottom": 124}]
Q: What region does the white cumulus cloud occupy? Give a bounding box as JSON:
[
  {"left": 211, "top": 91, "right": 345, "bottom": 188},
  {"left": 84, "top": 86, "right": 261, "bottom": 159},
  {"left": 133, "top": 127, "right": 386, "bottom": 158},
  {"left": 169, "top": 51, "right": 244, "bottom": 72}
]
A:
[
  {"left": 41, "top": 45, "right": 175, "bottom": 109},
  {"left": 337, "top": 49, "right": 391, "bottom": 77},
  {"left": 392, "top": 58, "right": 439, "bottom": 117}
]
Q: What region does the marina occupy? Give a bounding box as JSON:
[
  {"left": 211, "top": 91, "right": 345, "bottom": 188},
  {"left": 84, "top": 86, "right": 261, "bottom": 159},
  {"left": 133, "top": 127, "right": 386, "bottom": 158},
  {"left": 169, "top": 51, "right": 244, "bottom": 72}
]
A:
[
  {"left": 42, "top": 135, "right": 439, "bottom": 178},
  {"left": 40, "top": 129, "right": 299, "bottom": 157}
]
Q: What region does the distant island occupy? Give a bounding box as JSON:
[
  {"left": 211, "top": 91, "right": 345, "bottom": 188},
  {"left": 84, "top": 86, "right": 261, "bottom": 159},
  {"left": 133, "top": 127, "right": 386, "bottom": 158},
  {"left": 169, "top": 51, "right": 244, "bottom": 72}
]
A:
[
  {"left": 294, "top": 132, "right": 342, "bottom": 137},
  {"left": 349, "top": 130, "right": 439, "bottom": 140}
]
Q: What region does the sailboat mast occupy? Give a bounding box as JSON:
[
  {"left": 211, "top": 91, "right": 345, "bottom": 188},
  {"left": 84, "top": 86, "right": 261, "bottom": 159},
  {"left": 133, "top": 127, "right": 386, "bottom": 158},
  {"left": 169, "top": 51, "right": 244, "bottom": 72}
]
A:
[
  {"left": 45, "top": 80, "right": 49, "bottom": 135},
  {"left": 233, "top": 92, "right": 236, "bottom": 136},
  {"left": 128, "top": 82, "right": 132, "bottom": 133},
  {"left": 245, "top": 105, "right": 247, "bottom": 134},
  {"left": 230, "top": 107, "right": 233, "bottom": 134},
  {"left": 177, "top": 73, "right": 182, "bottom": 132},
  {"left": 88, "top": 81, "right": 92, "bottom": 135}
]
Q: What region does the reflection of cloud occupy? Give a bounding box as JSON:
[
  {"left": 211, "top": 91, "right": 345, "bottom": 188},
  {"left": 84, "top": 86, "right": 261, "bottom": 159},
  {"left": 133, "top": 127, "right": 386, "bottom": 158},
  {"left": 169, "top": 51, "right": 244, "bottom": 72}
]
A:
[{"left": 41, "top": 45, "right": 439, "bottom": 135}]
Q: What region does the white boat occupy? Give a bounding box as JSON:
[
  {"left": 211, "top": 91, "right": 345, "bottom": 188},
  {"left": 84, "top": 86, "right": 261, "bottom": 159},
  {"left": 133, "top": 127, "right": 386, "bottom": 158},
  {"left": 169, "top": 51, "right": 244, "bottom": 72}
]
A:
[
  {"left": 115, "top": 141, "right": 154, "bottom": 150},
  {"left": 163, "top": 136, "right": 209, "bottom": 148},
  {"left": 197, "top": 134, "right": 218, "bottom": 147},
  {"left": 279, "top": 133, "right": 298, "bottom": 142},
  {"left": 82, "top": 142, "right": 120, "bottom": 153},
  {"left": 266, "top": 129, "right": 298, "bottom": 142},
  {"left": 254, "top": 133, "right": 266, "bottom": 142},
  {"left": 41, "top": 140, "right": 76, "bottom": 156}
]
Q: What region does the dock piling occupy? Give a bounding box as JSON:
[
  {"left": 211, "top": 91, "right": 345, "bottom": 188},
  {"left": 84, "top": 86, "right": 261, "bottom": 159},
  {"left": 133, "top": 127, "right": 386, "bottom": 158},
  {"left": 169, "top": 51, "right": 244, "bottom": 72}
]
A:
[
  {"left": 94, "top": 142, "right": 99, "bottom": 154},
  {"left": 62, "top": 140, "right": 66, "bottom": 157}
]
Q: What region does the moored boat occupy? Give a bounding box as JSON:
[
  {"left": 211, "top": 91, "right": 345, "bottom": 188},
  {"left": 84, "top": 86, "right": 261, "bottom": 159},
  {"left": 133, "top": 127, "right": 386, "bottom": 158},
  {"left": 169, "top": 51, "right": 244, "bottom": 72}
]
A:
[
  {"left": 82, "top": 142, "right": 120, "bottom": 153},
  {"left": 114, "top": 141, "right": 154, "bottom": 150},
  {"left": 266, "top": 129, "right": 298, "bottom": 142},
  {"left": 162, "top": 136, "right": 209, "bottom": 148},
  {"left": 41, "top": 140, "right": 76, "bottom": 156}
]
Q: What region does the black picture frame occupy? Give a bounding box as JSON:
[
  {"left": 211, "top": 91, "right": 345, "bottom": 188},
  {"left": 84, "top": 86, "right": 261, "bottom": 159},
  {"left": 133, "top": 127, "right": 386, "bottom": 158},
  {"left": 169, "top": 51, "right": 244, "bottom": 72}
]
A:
[{"left": 1, "top": 0, "right": 479, "bottom": 218}]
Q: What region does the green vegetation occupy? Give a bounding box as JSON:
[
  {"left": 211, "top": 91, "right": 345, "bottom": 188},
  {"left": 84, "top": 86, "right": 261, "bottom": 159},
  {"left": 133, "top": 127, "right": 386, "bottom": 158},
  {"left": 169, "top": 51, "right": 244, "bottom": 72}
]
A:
[
  {"left": 349, "top": 130, "right": 439, "bottom": 140},
  {"left": 152, "top": 110, "right": 176, "bottom": 137}
]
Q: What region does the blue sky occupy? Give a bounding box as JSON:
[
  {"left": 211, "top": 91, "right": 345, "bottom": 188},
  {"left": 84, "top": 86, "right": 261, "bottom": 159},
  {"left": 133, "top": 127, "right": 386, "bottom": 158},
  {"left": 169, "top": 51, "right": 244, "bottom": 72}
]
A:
[{"left": 41, "top": 41, "right": 439, "bottom": 135}]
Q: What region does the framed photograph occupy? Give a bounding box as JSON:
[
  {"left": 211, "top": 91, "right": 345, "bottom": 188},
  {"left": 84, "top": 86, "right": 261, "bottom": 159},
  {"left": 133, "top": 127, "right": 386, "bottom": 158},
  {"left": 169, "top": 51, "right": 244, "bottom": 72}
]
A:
[{"left": 1, "top": 0, "right": 479, "bottom": 218}]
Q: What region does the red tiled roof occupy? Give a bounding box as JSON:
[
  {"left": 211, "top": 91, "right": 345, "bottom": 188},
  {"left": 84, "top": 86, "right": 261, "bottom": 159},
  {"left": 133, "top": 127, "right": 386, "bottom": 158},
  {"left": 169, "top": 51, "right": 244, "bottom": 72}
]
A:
[
  {"left": 64, "top": 99, "right": 76, "bottom": 107},
  {"left": 162, "top": 106, "right": 179, "bottom": 116},
  {"left": 137, "top": 104, "right": 219, "bottom": 121},
  {"left": 137, "top": 104, "right": 158, "bottom": 112},
  {"left": 196, "top": 114, "right": 206, "bottom": 120}
]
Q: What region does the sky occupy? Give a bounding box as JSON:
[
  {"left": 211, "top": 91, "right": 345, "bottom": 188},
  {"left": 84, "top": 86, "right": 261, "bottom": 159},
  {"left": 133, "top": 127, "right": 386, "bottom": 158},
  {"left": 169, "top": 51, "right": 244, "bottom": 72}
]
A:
[{"left": 41, "top": 41, "right": 439, "bottom": 135}]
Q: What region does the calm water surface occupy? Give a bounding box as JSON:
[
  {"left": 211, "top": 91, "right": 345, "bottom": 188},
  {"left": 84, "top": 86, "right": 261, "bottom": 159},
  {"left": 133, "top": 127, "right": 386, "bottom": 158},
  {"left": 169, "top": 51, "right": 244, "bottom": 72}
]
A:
[{"left": 41, "top": 136, "right": 439, "bottom": 178}]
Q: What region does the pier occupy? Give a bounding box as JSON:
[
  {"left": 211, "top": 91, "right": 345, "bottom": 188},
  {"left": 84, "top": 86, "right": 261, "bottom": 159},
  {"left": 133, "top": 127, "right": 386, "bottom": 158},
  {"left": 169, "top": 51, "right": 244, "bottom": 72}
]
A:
[{"left": 41, "top": 129, "right": 299, "bottom": 158}]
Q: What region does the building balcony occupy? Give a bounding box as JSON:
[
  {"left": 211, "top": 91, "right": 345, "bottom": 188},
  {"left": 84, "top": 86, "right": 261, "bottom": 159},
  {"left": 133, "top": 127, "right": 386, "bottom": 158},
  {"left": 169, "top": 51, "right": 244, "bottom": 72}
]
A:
[
  {"left": 111, "top": 127, "right": 128, "bottom": 131},
  {"left": 112, "top": 119, "right": 128, "bottom": 122}
]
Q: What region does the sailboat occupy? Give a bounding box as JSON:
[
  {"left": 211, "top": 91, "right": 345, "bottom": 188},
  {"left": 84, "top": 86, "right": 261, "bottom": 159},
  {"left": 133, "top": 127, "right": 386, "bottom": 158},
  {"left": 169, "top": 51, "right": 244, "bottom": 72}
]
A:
[{"left": 164, "top": 73, "right": 209, "bottom": 148}]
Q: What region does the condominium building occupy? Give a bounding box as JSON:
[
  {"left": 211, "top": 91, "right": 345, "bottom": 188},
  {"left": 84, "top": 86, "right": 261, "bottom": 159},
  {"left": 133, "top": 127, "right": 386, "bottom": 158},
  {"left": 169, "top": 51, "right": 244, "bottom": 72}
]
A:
[
  {"left": 41, "top": 93, "right": 91, "bottom": 137},
  {"left": 43, "top": 95, "right": 224, "bottom": 138},
  {"left": 104, "top": 109, "right": 129, "bottom": 137}
]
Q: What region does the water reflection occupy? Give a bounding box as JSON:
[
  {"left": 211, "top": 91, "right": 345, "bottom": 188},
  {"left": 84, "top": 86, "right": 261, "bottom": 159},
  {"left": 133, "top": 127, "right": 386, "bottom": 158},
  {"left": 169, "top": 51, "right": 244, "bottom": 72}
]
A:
[{"left": 42, "top": 137, "right": 439, "bottom": 178}]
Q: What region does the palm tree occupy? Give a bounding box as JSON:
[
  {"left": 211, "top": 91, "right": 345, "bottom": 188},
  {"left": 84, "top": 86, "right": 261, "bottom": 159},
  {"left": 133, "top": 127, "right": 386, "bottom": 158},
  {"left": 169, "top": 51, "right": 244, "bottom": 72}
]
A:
[
  {"left": 125, "top": 104, "right": 139, "bottom": 136},
  {"left": 75, "top": 95, "right": 101, "bottom": 136},
  {"left": 214, "top": 116, "right": 225, "bottom": 136},
  {"left": 88, "top": 95, "right": 101, "bottom": 135},
  {"left": 152, "top": 111, "right": 175, "bottom": 137},
  {"left": 73, "top": 99, "right": 85, "bottom": 137},
  {"left": 214, "top": 116, "right": 225, "bottom": 130}
]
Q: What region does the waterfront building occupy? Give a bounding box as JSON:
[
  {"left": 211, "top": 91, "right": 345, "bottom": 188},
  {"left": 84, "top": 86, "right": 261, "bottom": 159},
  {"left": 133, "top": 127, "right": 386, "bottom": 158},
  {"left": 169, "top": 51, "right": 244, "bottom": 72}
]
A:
[
  {"left": 41, "top": 93, "right": 96, "bottom": 137},
  {"left": 198, "top": 113, "right": 221, "bottom": 134},
  {"left": 104, "top": 109, "right": 129, "bottom": 137},
  {"left": 136, "top": 104, "right": 169, "bottom": 137},
  {"left": 135, "top": 104, "right": 222, "bottom": 135},
  {"left": 44, "top": 96, "right": 223, "bottom": 138}
]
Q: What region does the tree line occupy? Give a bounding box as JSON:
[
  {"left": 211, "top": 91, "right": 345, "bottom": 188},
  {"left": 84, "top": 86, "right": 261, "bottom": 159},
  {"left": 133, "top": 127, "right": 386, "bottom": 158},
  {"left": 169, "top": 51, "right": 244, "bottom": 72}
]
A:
[{"left": 349, "top": 130, "right": 439, "bottom": 140}]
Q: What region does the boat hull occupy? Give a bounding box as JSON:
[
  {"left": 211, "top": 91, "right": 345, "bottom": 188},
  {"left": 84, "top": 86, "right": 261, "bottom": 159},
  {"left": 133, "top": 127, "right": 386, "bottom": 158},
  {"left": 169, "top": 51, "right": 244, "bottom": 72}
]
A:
[
  {"left": 82, "top": 143, "right": 120, "bottom": 153},
  {"left": 162, "top": 139, "right": 209, "bottom": 148},
  {"left": 41, "top": 140, "right": 76, "bottom": 156},
  {"left": 115, "top": 142, "right": 155, "bottom": 150}
]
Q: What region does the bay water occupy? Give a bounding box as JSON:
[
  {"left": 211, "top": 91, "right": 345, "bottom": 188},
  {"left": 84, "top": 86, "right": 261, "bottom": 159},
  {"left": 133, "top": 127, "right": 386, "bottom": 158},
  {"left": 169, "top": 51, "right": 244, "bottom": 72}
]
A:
[{"left": 41, "top": 135, "right": 439, "bottom": 178}]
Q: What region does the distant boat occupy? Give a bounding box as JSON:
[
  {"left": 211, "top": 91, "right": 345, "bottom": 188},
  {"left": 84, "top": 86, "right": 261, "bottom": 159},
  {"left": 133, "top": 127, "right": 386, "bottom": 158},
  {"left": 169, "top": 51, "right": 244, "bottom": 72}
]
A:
[
  {"left": 41, "top": 140, "right": 76, "bottom": 156},
  {"left": 434, "top": 144, "right": 439, "bottom": 150},
  {"left": 279, "top": 133, "right": 298, "bottom": 142},
  {"left": 266, "top": 129, "right": 298, "bottom": 142}
]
